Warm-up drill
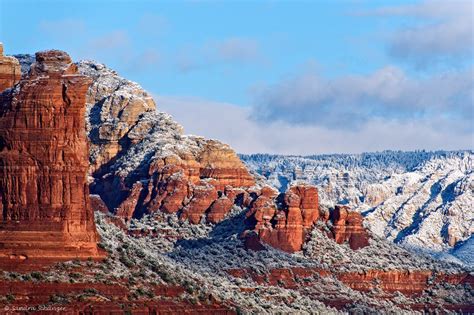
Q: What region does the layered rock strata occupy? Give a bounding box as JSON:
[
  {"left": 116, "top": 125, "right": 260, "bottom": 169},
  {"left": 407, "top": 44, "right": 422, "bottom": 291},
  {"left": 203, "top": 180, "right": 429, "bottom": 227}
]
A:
[
  {"left": 226, "top": 267, "right": 474, "bottom": 311},
  {"left": 0, "top": 50, "right": 103, "bottom": 265}
]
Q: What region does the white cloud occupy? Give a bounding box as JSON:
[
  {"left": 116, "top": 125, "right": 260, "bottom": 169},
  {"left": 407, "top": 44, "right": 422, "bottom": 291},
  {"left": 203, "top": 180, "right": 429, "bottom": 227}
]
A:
[
  {"left": 251, "top": 65, "right": 474, "bottom": 129},
  {"left": 361, "top": 0, "right": 474, "bottom": 65},
  {"left": 155, "top": 95, "right": 474, "bottom": 155}
]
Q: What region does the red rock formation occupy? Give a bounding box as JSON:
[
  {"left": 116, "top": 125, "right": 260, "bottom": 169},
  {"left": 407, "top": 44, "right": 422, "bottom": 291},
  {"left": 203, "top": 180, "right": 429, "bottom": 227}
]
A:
[
  {"left": 329, "top": 205, "right": 370, "bottom": 250},
  {"left": 180, "top": 182, "right": 218, "bottom": 224},
  {"left": 145, "top": 161, "right": 195, "bottom": 215},
  {"left": 0, "top": 43, "right": 21, "bottom": 92},
  {"left": 288, "top": 185, "right": 320, "bottom": 228},
  {"left": 207, "top": 196, "right": 234, "bottom": 224},
  {"left": 336, "top": 270, "right": 474, "bottom": 295},
  {"left": 110, "top": 144, "right": 255, "bottom": 223},
  {"left": 245, "top": 186, "right": 278, "bottom": 227},
  {"left": 90, "top": 194, "right": 109, "bottom": 214},
  {"left": 244, "top": 185, "right": 319, "bottom": 253},
  {"left": 197, "top": 140, "right": 255, "bottom": 191},
  {"left": 0, "top": 50, "right": 103, "bottom": 266},
  {"left": 115, "top": 181, "right": 143, "bottom": 221},
  {"left": 0, "top": 281, "right": 236, "bottom": 314},
  {"left": 244, "top": 186, "right": 370, "bottom": 252}
]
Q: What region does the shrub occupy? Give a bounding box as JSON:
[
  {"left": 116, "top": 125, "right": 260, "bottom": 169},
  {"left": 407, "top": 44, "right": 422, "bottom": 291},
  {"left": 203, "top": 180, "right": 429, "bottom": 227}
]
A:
[{"left": 30, "top": 272, "right": 44, "bottom": 281}]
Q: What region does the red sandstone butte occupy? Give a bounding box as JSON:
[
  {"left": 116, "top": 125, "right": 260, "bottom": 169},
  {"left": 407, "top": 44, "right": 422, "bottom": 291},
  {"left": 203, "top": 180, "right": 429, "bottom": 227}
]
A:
[
  {"left": 0, "top": 43, "right": 21, "bottom": 92},
  {"left": 245, "top": 184, "right": 320, "bottom": 252},
  {"left": 329, "top": 205, "right": 370, "bottom": 250},
  {"left": 244, "top": 186, "right": 370, "bottom": 252},
  {"left": 0, "top": 50, "right": 104, "bottom": 268}
]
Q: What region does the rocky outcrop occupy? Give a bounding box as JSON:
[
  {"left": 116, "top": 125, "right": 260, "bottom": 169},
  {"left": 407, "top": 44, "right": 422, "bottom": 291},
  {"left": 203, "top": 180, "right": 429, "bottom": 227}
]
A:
[
  {"left": 329, "top": 205, "right": 370, "bottom": 250},
  {"left": 0, "top": 50, "right": 103, "bottom": 266},
  {"left": 74, "top": 61, "right": 254, "bottom": 224},
  {"left": 14, "top": 57, "right": 255, "bottom": 225},
  {"left": 0, "top": 43, "right": 21, "bottom": 92},
  {"left": 336, "top": 269, "right": 474, "bottom": 295},
  {"left": 244, "top": 186, "right": 370, "bottom": 252},
  {"left": 0, "top": 281, "right": 235, "bottom": 314},
  {"left": 197, "top": 140, "right": 255, "bottom": 191},
  {"left": 288, "top": 185, "right": 321, "bottom": 228},
  {"left": 207, "top": 195, "right": 234, "bottom": 224},
  {"left": 244, "top": 184, "right": 321, "bottom": 252}
]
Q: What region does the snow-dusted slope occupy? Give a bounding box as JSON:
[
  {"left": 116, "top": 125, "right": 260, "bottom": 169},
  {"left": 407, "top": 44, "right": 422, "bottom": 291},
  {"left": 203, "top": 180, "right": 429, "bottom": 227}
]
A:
[{"left": 241, "top": 151, "right": 474, "bottom": 265}]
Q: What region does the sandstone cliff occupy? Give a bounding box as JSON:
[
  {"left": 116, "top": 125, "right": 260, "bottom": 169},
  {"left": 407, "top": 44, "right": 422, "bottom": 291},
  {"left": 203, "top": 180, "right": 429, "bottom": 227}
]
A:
[
  {"left": 11, "top": 55, "right": 372, "bottom": 254},
  {"left": 0, "top": 49, "right": 103, "bottom": 266}
]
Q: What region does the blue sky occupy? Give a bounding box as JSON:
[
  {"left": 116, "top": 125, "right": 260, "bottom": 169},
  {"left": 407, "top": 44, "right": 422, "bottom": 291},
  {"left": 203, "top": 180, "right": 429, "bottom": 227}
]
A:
[{"left": 1, "top": 0, "right": 473, "bottom": 154}]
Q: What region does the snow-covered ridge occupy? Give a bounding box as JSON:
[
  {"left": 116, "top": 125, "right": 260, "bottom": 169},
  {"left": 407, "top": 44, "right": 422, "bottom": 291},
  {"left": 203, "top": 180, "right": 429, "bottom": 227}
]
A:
[{"left": 241, "top": 151, "right": 474, "bottom": 266}]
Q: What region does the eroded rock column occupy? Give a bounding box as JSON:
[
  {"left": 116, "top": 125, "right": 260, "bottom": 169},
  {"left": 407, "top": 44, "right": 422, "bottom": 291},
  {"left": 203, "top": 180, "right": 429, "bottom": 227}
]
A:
[{"left": 0, "top": 50, "right": 104, "bottom": 266}]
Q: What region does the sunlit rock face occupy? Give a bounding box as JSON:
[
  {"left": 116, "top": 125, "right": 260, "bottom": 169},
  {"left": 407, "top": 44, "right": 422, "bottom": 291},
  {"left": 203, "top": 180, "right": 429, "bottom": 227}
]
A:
[
  {"left": 0, "top": 43, "right": 21, "bottom": 92},
  {"left": 0, "top": 50, "right": 103, "bottom": 267},
  {"left": 244, "top": 184, "right": 324, "bottom": 252},
  {"left": 243, "top": 185, "right": 370, "bottom": 252}
]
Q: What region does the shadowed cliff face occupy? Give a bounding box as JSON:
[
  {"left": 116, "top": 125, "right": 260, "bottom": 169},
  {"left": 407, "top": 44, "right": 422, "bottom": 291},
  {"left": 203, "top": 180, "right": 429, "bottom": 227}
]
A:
[{"left": 0, "top": 49, "right": 103, "bottom": 266}]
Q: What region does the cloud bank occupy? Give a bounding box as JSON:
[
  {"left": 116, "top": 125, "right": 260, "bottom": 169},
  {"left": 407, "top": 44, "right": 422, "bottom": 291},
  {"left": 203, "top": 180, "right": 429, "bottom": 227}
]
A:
[
  {"left": 156, "top": 95, "right": 473, "bottom": 155},
  {"left": 250, "top": 66, "right": 474, "bottom": 131}
]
